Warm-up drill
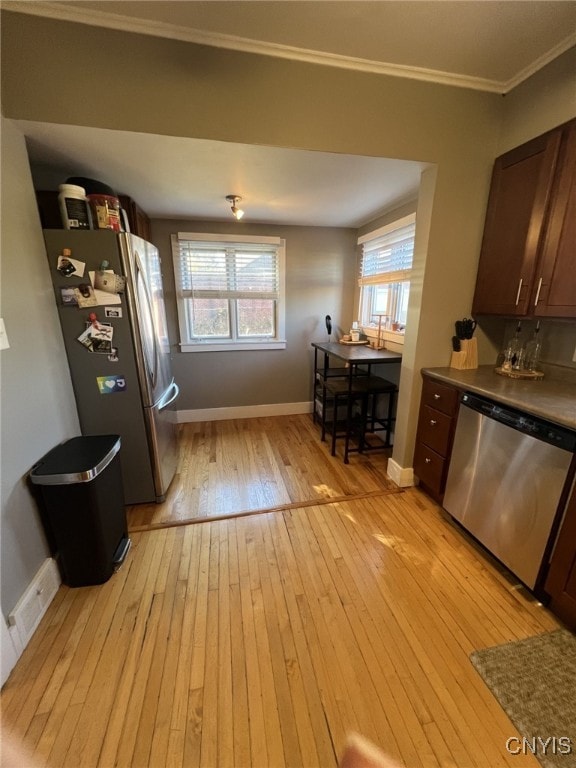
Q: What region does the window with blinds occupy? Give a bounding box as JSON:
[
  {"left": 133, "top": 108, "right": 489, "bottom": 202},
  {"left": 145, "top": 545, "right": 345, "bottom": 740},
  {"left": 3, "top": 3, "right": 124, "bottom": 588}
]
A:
[
  {"left": 357, "top": 214, "right": 416, "bottom": 331},
  {"left": 171, "top": 233, "right": 286, "bottom": 351}
]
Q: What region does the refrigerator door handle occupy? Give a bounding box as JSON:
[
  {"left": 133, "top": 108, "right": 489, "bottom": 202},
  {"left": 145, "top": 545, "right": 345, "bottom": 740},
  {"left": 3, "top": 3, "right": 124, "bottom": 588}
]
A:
[
  {"left": 134, "top": 251, "right": 159, "bottom": 392},
  {"left": 158, "top": 380, "right": 180, "bottom": 412}
]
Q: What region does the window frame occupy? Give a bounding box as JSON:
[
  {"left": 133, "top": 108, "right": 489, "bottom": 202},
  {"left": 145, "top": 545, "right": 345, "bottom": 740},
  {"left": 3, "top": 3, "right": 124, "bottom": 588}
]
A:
[
  {"left": 172, "top": 232, "right": 287, "bottom": 352},
  {"left": 356, "top": 213, "right": 416, "bottom": 345}
]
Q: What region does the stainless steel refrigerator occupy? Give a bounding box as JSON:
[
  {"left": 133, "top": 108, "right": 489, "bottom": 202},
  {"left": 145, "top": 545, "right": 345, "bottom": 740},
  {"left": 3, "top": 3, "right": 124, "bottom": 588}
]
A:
[{"left": 44, "top": 229, "right": 179, "bottom": 504}]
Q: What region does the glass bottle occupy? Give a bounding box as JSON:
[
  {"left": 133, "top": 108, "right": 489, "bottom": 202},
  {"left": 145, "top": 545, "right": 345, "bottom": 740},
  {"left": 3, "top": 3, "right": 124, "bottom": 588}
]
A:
[
  {"left": 502, "top": 321, "right": 523, "bottom": 371},
  {"left": 524, "top": 321, "right": 542, "bottom": 372}
]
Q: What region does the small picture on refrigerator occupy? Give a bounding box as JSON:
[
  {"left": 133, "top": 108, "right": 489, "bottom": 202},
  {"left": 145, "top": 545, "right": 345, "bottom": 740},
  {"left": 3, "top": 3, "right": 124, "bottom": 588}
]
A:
[
  {"left": 60, "top": 287, "right": 79, "bottom": 306},
  {"left": 75, "top": 284, "right": 98, "bottom": 308}
]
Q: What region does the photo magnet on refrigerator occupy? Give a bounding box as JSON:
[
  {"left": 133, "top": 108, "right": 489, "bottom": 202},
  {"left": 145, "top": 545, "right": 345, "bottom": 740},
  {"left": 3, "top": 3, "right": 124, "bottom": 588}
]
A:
[{"left": 57, "top": 254, "right": 85, "bottom": 277}]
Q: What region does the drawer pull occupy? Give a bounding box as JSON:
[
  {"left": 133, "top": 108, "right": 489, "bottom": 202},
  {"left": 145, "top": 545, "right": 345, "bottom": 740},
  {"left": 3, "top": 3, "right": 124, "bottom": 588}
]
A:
[
  {"left": 425, "top": 458, "right": 431, "bottom": 464},
  {"left": 429, "top": 419, "right": 437, "bottom": 426},
  {"left": 433, "top": 394, "right": 441, "bottom": 400}
]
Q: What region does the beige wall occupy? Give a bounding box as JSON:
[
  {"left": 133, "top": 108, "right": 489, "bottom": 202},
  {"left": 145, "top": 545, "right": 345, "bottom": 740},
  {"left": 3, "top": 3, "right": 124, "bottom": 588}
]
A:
[
  {"left": 152, "top": 218, "right": 358, "bottom": 411},
  {"left": 1, "top": 12, "right": 501, "bottom": 163},
  {"left": 0, "top": 10, "right": 505, "bottom": 471},
  {"left": 499, "top": 47, "right": 576, "bottom": 153},
  {"left": 0, "top": 118, "right": 80, "bottom": 617},
  {"left": 1, "top": 10, "right": 574, "bottom": 472}
]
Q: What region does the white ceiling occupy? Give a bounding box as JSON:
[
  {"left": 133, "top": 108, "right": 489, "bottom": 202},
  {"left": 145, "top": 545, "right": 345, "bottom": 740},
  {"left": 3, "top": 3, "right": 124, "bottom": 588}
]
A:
[
  {"left": 8, "top": 1, "right": 576, "bottom": 227},
  {"left": 21, "top": 121, "right": 427, "bottom": 227}
]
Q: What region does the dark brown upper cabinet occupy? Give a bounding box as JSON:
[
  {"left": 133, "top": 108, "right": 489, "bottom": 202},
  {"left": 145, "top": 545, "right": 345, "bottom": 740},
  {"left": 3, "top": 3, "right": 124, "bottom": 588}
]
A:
[
  {"left": 534, "top": 121, "right": 576, "bottom": 318},
  {"left": 472, "top": 119, "right": 576, "bottom": 319},
  {"left": 118, "top": 195, "right": 152, "bottom": 242}
]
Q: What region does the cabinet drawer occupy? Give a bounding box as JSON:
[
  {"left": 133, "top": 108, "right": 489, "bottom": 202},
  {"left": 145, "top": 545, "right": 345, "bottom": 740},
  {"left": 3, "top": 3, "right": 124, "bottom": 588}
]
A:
[
  {"left": 413, "top": 443, "right": 446, "bottom": 497},
  {"left": 421, "top": 377, "right": 459, "bottom": 416},
  {"left": 417, "top": 406, "right": 453, "bottom": 456}
]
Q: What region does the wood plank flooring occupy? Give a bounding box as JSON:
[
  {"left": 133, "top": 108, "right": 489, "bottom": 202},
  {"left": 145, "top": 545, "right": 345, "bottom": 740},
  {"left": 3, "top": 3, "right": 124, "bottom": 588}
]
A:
[
  {"left": 127, "top": 415, "right": 399, "bottom": 530},
  {"left": 2, "top": 416, "right": 561, "bottom": 768}
]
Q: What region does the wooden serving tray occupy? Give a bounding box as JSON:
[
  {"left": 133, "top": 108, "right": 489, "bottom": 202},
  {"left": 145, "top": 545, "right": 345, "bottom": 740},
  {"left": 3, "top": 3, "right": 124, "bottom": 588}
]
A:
[
  {"left": 495, "top": 367, "right": 544, "bottom": 380},
  {"left": 339, "top": 339, "right": 369, "bottom": 345}
]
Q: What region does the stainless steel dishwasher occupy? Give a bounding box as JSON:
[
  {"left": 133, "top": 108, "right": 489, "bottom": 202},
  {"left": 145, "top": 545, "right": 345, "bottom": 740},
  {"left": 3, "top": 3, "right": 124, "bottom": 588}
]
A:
[{"left": 443, "top": 392, "right": 576, "bottom": 591}]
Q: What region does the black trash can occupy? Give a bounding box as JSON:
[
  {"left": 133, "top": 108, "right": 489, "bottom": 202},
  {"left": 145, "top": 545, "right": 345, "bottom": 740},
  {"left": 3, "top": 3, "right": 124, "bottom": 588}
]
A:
[{"left": 30, "top": 435, "right": 130, "bottom": 587}]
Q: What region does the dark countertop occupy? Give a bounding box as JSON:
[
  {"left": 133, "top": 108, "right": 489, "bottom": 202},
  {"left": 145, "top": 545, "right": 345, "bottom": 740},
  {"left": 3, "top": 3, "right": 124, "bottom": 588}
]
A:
[{"left": 422, "top": 365, "right": 576, "bottom": 430}]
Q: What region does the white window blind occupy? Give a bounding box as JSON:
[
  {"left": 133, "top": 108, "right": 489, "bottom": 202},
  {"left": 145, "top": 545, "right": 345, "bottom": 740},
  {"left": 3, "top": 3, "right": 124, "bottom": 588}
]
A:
[
  {"left": 177, "top": 241, "right": 280, "bottom": 301},
  {"left": 358, "top": 217, "right": 415, "bottom": 286},
  {"left": 171, "top": 233, "right": 286, "bottom": 351}
]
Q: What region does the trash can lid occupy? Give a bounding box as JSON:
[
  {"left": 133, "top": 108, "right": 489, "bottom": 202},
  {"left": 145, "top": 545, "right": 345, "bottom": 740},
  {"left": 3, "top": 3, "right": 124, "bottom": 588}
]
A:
[{"left": 30, "top": 435, "right": 121, "bottom": 485}]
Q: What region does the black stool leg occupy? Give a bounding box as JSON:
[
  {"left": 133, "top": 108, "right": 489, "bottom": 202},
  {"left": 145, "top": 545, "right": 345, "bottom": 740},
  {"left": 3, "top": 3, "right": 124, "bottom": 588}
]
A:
[
  {"left": 344, "top": 392, "right": 354, "bottom": 463},
  {"left": 320, "top": 382, "right": 328, "bottom": 442},
  {"left": 385, "top": 389, "right": 396, "bottom": 445},
  {"left": 331, "top": 393, "right": 340, "bottom": 456},
  {"left": 357, "top": 393, "right": 369, "bottom": 454},
  {"left": 370, "top": 392, "right": 378, "bottom": 433}
]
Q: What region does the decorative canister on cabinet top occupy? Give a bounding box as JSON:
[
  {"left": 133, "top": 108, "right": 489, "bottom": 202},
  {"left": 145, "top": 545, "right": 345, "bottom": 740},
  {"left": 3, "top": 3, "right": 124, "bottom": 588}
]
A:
[
  {"left": 58, "top": 184, "right": 92, "bottom": 230},
  {"left": 87, "top": 193, "right": 122, "bottom": 231}
]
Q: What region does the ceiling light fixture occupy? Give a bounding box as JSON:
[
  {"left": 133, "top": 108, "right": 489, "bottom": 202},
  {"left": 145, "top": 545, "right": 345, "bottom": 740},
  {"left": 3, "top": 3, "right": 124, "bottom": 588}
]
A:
[{"left": 226, "top": 194, "right": 245, "bottom": 220}]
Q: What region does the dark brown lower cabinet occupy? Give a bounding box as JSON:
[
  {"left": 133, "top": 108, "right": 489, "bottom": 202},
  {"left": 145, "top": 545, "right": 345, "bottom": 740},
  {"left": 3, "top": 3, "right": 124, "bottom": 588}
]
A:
[
  {"left": 413, "top": 375, "right": 460, "bottom": 503},
  {"left": 545, "top": 481, "right": 576, "bottom": 631}
]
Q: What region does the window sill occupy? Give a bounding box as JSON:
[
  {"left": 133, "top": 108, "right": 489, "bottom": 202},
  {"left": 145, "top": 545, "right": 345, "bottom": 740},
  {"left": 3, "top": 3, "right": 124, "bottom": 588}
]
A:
[
  {"left": 180, "top": 340, "right": 287, "bottom": 353},
  {"left": 361, "top": 328, "right": 405, "bottom": 347}
]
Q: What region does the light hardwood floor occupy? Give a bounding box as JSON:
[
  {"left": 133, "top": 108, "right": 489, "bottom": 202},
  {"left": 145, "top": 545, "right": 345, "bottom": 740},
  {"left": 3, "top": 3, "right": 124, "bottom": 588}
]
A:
[
  {"left": 127, "top": 415, "right": 400, "bottom": 530},
  {"left": 2, "top": 416, "right": 560, "bottom": 768}
]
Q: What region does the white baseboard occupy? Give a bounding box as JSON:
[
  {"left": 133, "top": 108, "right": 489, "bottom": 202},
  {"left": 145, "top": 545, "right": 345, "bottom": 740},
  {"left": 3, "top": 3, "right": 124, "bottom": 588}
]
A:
[
  {"left": 387, "top": 458, "right": 415, "bottom": 488},
  {"left": 1, "top": 618, "right": 19, "bottom": 688},
  {"left": 177, "top": 401, "right": 313, "bottom": 423},
  {"left": 7, "top": 558, "right": 61, "bottom": 658}
]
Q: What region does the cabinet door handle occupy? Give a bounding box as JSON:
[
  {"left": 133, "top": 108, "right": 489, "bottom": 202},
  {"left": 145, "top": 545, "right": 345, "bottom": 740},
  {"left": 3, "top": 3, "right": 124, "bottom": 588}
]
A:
[
  {"left": 429, "top": 419, "right": 437, "bottom": 426},
  {"left": 534, "top": 277, "right": 543, "bottom": 306},
  {"left": 515, "top": 278, "right": 523, "bottom": 306},
  {"left": 425, "top": 458, "right": 431, "bottom": 464},
  {"left": 433, "top": 394, "right": 441, "bottom": 400}
]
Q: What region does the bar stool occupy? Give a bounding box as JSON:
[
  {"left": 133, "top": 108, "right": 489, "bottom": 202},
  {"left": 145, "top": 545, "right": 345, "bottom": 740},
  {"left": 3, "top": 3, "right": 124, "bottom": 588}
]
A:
[
  {"left": 313, "top": 367, "right": 348, "bottom": 425},
  {"left": 322, "top": 375, "right": 397, "bottom": 463}
]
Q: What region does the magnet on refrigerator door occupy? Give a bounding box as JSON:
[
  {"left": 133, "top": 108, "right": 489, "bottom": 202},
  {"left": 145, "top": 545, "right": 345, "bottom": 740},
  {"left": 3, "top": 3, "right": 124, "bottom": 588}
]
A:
[
  {"left": 88, "top": 271, "right": 122, "bottom": 306},
  {"left": 97, "top": 375, "right": 127, "bottom": 394},
  {"left": 75, "top": 284, "right": 98, "bottom": 307},
  {"left": 60, "top": 287, "right": 79, "bottom": 306},
  {"left": 93, "top": 270, "right": 126, "bottom": 295},
  {"left": 57, "top": 251, "right": 85, "bottom": 278}
]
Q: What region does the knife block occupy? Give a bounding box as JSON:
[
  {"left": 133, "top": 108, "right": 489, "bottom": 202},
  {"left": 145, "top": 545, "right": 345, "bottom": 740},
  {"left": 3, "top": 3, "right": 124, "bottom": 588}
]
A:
[{"left": 450, "top": 338, "right": 477, "bottom": 369}]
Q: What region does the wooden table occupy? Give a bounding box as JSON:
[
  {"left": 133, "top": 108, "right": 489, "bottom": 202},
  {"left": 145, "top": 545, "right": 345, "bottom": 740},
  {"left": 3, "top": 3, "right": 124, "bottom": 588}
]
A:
[
  {"left": 311, "top": 341, "right": 402, "bottom": 460},
  {"left": 311, "top": 341, "right": 402, "bottom": 372}
]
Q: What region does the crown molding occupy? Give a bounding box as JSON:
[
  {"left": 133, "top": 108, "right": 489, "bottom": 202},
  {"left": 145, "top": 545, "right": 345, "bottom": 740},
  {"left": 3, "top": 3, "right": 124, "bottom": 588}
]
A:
[
  {"left": 3, "top": 1, "right": 573, "bottom": 95},
  {"left": 502, "top": 32, "right": 576, "bottom": 93}
]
